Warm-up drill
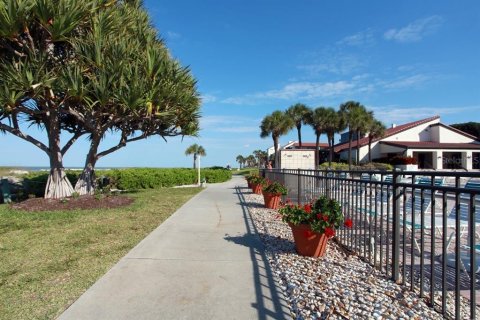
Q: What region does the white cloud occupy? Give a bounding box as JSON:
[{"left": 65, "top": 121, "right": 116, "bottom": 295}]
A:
[
  {"left": 221, "top": 81, "right": 356, "bottom": 105},
  {"left": 337, "top": 30, "right": 375, "bottom": 47},
  {"left": 200, "top": 115, "right": 259, "bottom": 134},
  {"left": 298, "top": 54, "right": 364, "bottom": 76},
  {"left": 216, "top": 126, "right": 258, "bottom": 133},
  {"left": 370, "top": 105, "right": 480, "bottom": 125},
  {"left": 382, "top": 74, "right": 430, "bottom": 89},
  {"left": 384, "top": 15, "right": 444, "bottom": 43},
  {"left": 166, "top": 31, "right": 181, "bottom": 40},
  {"left": 201, "top": 94, "right": 217, "bottom": 104}
]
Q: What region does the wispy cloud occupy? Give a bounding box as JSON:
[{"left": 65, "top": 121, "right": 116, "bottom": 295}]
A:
[
  {"left": 200, "top": 115, "right": 260, "bottom": 133},
  {"left": 215, "top": 126, "right": 258, "bottom": 133},
  {"left": 201, "top": 94, "right": 217, "bottom": 104},
  {"left": 298, "top": 54, "right": 365, "bottom": 76},
  {"left": 221, "top": 80, "right": 356, "bottom": 105},
  {"left": 382, "top": 74, "right": 430, "bottom": 89},
  {"left": 337, "top": 29, "right": 375, "bottom": 47},
  {"left": 370, "top": 105, "right": 480, "bottom": 125},
  {"left": 166, "top": 31, "right": 181, "bottom": 40},
  {"left": 384, "top": 15, "right": 444, "bottom": 43}
]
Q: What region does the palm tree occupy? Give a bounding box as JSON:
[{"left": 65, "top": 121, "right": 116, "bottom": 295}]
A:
[
  {"left": 339, "top": 101, "right": 367, "bottom": 169},
  {"left": 323, "top": 108, "right": 345, "bottom": 167},
  {"left": 253, "top": 149, "right": 268, "bottom": 168},
  {"left": 236, "top": 155, "right": 245, "bottom": 169},
  {"left": 305, "top": 107, "right": 328, "bottom": 166},
  {"left": 355, "top": 110, "right": 373, "bottom": 164},
  {"left": 367, "top": 120, "right": 386, "bottom": 162},
  {"left": 286, "top": 103, "right": 311, "bottom": 148},
  {"left": 245, "top": 155, "right": 256, "bottom": 167},
  {"left": 260, "top": 111, "right": 294, "bottom": 168},
  {"left": 185, "top": 144, "right": 206, "bottom": 169}
]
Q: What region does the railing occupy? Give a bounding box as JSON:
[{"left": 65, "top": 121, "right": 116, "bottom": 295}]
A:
[{"left": 261, "top": 168, "right": 480, "bottom": 320}]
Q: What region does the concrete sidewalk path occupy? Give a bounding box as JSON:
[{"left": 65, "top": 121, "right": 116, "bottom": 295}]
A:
[{"left": 59, "top": 176, "right": 289, "bottom": 320}]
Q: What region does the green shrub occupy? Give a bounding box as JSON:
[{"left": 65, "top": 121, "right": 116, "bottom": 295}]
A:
[
  {"left": 105, "top": 168, "right": 231, "bottom": 190},
  {"left": 318, "top": 162, "right": 350, "bottom": 170}
]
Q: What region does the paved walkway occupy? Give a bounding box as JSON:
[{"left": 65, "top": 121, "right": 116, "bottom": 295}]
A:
[{"left": 59, "top": 176, "right": 289, "bottom": 320}]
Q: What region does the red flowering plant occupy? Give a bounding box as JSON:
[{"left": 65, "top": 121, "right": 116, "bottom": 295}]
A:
[{"left": 278, "top": 195, "right": 353, "bottom": 238}]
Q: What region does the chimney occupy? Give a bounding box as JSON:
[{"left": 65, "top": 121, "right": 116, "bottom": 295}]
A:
[{"left": 391, "top": 123, "right": 397, "bottom": 128}]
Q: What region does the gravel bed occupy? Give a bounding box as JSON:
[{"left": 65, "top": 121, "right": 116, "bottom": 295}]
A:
[{"left": 241, "top": 188, "right": 476, "bottom": 320}]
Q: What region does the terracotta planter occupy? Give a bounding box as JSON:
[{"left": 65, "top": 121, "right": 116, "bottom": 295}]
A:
[
  {"left": 252, "top": 183, "right": 263, "bottom": 195},
  {"left": 247, "top": 181, "right": 252, "bottom": 189},
  {"left": 263, "top": 192, "right": 282, "bottom": 209},
  {"left": 288, "top": 223, "right": 328, "bottom": 257}
]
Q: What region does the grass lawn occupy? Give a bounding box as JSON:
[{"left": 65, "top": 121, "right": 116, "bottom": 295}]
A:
[
  {"left": 0, "top": 187, "right": 202, "bottom": 320},
  {"left": 233, "top": 168, "right": 259, "bottom": 176}
]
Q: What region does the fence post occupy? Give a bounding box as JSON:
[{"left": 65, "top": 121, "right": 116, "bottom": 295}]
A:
[
  {"left": 326, "top": 170, "right": 331, "bottom": 199},
  {"left": 297, "top": 168, "right": 301, "bottom": 205},
  {"left": 391, "top": 170, "right": 401, "bottom": 282}
]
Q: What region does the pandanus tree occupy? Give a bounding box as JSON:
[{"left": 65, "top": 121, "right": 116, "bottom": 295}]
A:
[
  {"left": 0, "top": 0, "right": 98, "bottom": 198},
  {"left": 305, "top": 107, "right": 328, "bottom": 166},
  {"left": 0, "top": 0, "right": 200, "bottom": 197},
  {"left": 286, "top": 103, "right": 310, "bottom": 148},
  {"left": 71, "top": 14, "right": 200, "bottom": 195},
  {"left": 185, "top": 144, "right": 206, "bottom": 169},
  {"left": 260, "top": 111, "right": 294, "bottom": 168}
]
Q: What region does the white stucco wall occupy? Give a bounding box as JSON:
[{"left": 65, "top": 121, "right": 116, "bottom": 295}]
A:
[
  {"left": 279, "top": 150, "right": 316, "bottom": 169},
  {"left": 383, "top": 118, "right": 439, "bottom": 142},
  {"left": 436, "top": 126, "right": 477, "bottom": 143}
]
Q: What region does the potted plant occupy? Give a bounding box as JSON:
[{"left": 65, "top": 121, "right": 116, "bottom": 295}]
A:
[
  {"left": 248, "top": 175, "right": 266, "bottom": 195},
  {"left": 278, "top": 195, "right": 352, "bottom": 257},
  {"left": 262, "top": 180, "right": 287, "bottom": 209}
]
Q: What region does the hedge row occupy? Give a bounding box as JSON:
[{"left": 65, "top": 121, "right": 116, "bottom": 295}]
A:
[
  {"left": 22, "top": 167, "right": 232, "bottom": 195},
  {"left": 106, "top": 168, "right": 231, "bottom": 189}
]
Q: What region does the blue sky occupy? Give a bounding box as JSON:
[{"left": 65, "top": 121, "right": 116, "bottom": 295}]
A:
[{"left": 1, "top": 0, "right": 479, "bottom": 168}]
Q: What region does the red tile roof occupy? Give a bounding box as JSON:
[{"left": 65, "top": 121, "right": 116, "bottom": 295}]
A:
[
  {"left": 291, "top": 142, "right": 329, "bottom": 148},
  {"left": 380, "top": 141, "right": 480, "bottom": 150},
  {"left": 333, "top": 115, "right": 441, "bottom": 152}
]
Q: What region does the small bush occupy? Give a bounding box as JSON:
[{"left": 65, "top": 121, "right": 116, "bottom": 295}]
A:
[
  {"left": 319, "top": 162, "right": 350, "bottom": 170},
  {"left": 357, "top": 162, "right": 393, "bottom": 171}
]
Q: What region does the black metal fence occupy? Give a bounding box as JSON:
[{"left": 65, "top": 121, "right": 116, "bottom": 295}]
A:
[{"left": 261, "top": 168, "right": 480, "bottom": 320}]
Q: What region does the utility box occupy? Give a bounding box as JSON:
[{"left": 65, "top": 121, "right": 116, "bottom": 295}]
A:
[
  {"left": 279, "top": 150, "right": 316, "bottom": 169},
  {"left": 1, "top": 178, "right": 12, "bottom": 204}
]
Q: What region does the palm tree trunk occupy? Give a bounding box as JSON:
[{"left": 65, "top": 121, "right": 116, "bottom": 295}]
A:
[
  {"left": 348, "top": 129, "right": 353, "bottom": 170},
  {"left": 315, "top": 133, "right": 320, "bottom": 167},
  {"left": 356, "top": 130, "right": 361, "bottom": 164},
  {"left": 297, "top": 124, "right": 302, "bottom": 148},
  {"left": 328, "top": 134, "right": 333, "bottom": 167},
  {"left": 193, "top": 154, "right": 197, "bottom": 169},
  {"left": 273, "top": 136, "right": 279, "bottom": 168},
  {"left": 368, "top": 137, "right": 372, "bottom": 163}
]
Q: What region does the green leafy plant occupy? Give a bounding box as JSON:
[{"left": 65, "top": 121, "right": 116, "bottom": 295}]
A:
[
  {"left": 71, "top": 192, "right": 80, "bottom": 199},
  {"left": 278, "top": 195, "right": 352, "bottom": 237},
  {"left": 262, "top": 180, "right": 287, "bottom": 195},
  {"left": 245, "top": 174, "right": 265, "bottom": 185}
]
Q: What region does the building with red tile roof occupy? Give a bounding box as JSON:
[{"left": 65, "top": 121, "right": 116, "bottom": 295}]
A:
[{"left": 334, "top": 115, "right": 480, "bottom": 170}]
